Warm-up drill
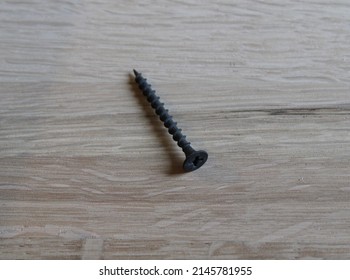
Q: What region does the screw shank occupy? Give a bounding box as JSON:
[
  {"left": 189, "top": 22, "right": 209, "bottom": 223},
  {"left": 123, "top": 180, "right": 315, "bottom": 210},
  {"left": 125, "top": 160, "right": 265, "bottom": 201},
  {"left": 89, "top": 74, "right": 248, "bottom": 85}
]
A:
[{"left": 134, "top": 71, "right": 194, "bottom": 154}]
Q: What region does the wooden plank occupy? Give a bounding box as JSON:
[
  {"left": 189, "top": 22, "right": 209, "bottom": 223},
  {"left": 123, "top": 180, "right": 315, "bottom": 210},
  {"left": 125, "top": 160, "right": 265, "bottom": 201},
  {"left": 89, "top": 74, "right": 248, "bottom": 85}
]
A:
[{"left": 0, "top": 0, "right": 349, "bottom": 259}]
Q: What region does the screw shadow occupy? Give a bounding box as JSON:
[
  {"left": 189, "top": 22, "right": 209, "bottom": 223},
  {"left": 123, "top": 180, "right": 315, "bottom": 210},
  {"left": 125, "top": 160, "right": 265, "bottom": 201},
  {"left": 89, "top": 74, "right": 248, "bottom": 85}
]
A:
[{"left": 128, "top": 73, "right": 184, "bottom": 175}]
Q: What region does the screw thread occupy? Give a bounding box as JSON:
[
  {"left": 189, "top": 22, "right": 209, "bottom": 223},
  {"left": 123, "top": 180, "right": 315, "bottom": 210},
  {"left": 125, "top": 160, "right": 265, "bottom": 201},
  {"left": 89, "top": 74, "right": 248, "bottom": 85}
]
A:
[{"left": 133, "top": 70, "right": 194, "bottom": 155}]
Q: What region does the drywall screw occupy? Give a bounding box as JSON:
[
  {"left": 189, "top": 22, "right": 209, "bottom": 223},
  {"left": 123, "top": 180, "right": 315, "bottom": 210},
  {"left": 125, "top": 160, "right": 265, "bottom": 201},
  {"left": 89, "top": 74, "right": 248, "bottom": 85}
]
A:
[{"left": 133, "top": 69, "right": 208, "bottom": 172}]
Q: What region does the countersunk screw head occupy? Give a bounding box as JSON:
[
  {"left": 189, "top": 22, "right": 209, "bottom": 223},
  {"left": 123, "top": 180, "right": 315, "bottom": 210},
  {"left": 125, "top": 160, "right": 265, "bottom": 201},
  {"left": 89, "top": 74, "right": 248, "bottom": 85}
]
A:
[{"left": 183, "top": 150, "right": 208, "bottom": 172}]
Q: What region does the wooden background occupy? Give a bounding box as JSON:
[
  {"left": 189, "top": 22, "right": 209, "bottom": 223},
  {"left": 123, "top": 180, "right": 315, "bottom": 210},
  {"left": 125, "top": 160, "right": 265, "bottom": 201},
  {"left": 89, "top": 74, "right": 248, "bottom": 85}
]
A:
[{"left": 1, "top": 0, "right": 349, "bottom": 259}]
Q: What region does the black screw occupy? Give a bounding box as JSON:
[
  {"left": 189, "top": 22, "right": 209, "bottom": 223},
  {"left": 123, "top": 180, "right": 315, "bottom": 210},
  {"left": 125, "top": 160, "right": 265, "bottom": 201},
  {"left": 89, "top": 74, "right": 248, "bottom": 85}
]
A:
[{"left": 133, "top": 69, "right": 208, "bottom": 172}]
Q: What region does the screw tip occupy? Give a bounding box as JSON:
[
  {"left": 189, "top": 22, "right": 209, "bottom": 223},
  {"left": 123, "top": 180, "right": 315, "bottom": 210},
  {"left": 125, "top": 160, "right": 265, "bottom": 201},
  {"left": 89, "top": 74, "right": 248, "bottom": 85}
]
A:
[{"left": 133, "top": 69, "right": 140, "bottom": 76}]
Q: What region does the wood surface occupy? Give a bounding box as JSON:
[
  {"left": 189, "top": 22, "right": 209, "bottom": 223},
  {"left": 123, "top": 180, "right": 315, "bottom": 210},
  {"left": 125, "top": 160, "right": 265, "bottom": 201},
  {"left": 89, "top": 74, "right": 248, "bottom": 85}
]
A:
[{"left": 0, "top": 0, "right": 349, "bottom": 259}]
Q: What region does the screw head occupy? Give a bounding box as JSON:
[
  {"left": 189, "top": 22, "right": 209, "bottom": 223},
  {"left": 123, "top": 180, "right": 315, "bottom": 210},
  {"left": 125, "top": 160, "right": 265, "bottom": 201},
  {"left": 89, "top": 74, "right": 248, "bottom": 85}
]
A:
[{"left": 183, "top": 150, "right": 208, "bottom": 172}]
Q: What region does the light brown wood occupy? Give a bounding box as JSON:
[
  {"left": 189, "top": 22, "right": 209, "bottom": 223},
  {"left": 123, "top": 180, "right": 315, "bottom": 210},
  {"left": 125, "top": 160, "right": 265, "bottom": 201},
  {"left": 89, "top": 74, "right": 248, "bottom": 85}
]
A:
[{"left": 0, "top": 0, "right": 349, "bottom": 259}]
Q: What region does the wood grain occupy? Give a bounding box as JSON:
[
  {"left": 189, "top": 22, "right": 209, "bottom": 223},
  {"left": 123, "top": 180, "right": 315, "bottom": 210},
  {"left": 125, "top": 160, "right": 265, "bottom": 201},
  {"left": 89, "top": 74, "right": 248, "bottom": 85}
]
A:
[{"left": 0, "top": 0, "right": 349, "bottom": 259}]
